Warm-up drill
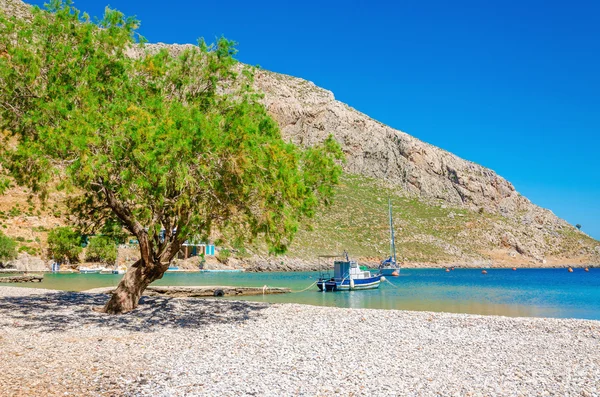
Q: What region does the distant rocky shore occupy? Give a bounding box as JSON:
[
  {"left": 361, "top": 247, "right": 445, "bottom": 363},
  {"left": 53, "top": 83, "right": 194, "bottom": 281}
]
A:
[{"left": 1, "top": 251, "right": 598, "bottom": 274}]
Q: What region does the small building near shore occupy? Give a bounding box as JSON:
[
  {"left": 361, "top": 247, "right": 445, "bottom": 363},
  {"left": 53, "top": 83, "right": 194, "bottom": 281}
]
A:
[{"left": 178, "top": 242, "right": 215, "bottom": 259}]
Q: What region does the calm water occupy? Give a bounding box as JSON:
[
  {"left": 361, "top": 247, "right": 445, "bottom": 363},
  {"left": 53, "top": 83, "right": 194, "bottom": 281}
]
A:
[{"left": 2, "top": 268, "right": 600, "bottom": 320}]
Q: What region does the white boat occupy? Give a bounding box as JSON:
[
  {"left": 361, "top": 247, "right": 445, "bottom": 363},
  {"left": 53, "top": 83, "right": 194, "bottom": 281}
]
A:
[
  {"left": 166, "top": 266, "right": 182, "bottom": 272},
  {"left": 199, "top": 269, "right": 245, "bottom": 273},
  {"left": 379, "top": 198, "right": 400, "bottom": 277},
  {"left": 79, "top": 267, "right": 101, "bottom": 274}
]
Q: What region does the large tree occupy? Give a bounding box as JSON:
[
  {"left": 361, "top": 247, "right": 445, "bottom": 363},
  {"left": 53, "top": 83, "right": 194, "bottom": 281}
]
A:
[{"left": 0, "top": 1, "right": 342, "bottom": 313}]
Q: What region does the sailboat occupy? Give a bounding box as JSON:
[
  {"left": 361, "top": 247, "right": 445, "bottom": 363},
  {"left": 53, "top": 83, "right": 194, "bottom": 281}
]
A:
[{"left": 379, "top": 198, "right": 400, "bottom": 276}]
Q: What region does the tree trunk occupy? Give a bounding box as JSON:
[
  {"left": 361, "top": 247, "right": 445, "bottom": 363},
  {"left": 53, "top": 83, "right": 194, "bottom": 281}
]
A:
[{"left": 100, "top": 259, "right": 167, "bottom": 314}]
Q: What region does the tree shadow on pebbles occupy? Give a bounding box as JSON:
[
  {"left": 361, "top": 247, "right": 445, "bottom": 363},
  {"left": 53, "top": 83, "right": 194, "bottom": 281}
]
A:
[{"left": 0, "top": 292, "right": 269, "bottom": 332}]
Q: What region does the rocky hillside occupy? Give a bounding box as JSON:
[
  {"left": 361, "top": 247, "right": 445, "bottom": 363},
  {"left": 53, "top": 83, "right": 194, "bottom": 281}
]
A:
[
  {"left": 1, "top": 0, "right": 598, "bottom": 269},
  {"left": 249, "top": 69, "right": 600, "bottom": 266}
]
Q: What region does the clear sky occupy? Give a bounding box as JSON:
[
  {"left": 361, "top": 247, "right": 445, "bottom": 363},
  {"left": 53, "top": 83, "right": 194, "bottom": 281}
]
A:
[{"left": 26, "top": 0, "right": 600, "bottom": 240}]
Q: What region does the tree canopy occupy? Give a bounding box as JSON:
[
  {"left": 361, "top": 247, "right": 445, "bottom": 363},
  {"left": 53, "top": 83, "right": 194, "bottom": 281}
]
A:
[
  {"left": 47, "top": 227, "right": 82, "bottom": 264},
  {"left": 0, "top": 231, "right": 17, "bottom": 264},
  {"left": 0, "top": 1, "right": 342, "bottom": 312},
  {"left": 85, "top": 236, "right": 118, "bottom": 265}
]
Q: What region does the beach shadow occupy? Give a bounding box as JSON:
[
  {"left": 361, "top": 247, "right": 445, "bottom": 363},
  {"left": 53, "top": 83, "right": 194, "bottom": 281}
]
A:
[{"left": 0, "top": 291, "right": 268, "bottom": 332}]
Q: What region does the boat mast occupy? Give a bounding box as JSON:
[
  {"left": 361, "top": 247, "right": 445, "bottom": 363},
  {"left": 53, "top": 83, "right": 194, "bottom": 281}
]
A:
[{"left": 389, "top": 198, "right": 397, "bottom": 264}]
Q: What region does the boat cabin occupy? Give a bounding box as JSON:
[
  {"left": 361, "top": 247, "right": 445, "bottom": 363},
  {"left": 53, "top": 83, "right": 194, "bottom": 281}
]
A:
[{"left": 334, "top": 260, "right": 370, "bottom": 280}]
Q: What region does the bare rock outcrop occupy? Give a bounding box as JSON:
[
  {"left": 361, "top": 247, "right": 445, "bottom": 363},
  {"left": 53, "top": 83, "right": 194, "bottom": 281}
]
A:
[
  {"left": 5, "top": 253, "right": 48, "bottom": 272},
  {"left": 254, "top": 71, "right": 554, "bottom": 220}
]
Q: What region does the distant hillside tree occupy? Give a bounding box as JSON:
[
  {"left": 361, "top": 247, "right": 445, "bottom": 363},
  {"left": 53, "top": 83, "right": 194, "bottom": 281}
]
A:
[
  {"left": 576, "top": 224, "right": 582, "bottom": 230},
  {"left": 100, "top": 219, "right": 128, "bottom": 245},
  {"left": 47, "top": 227, "right": 82, "bottom": 264},
  {"left": 0, "top": 1, "right": 342, "bottom": 313},
  {"left": 0, "top": 231, "right": 17, "bottom": 264},
  {"left": 85, "top": 236, "right": 118, "bottom": 265}
]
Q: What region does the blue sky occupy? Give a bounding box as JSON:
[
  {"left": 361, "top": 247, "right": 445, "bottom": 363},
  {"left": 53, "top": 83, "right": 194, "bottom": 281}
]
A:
[{"left": 27, "top": 0, "right": 600, "bottom": 240}]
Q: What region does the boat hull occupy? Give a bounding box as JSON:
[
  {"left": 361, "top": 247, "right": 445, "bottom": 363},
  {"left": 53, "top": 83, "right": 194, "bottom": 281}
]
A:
[
  {"left": 379, "top": 267, "right": 400, "bottom": 276},
  {"left": 317, "top": 276, "right": 381, "bottom": 291}
]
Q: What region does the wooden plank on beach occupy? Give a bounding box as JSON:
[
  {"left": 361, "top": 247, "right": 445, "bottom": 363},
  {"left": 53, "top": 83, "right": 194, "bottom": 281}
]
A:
[
  {"left": 85, "top": 285, "right": 291, "bottom": 297},
  {"left": 0, "top": 274, "right": 44, "bottom": 283}
]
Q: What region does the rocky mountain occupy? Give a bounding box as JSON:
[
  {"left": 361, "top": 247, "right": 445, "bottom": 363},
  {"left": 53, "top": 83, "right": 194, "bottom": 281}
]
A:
[
  {"left": 250, "top": 68, "right": 599, "bottom": 265},
  {"left": 1, "top": 0, "right": 598, "bottom": 269}
]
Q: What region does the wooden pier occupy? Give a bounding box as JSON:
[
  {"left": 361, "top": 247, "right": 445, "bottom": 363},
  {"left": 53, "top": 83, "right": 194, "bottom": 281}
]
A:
[
  {"left": 85, "top": 285, "right": 291, "bottom": 297},
  {"left": 0, "top": 274, "right": 44, "bottom": 283}
]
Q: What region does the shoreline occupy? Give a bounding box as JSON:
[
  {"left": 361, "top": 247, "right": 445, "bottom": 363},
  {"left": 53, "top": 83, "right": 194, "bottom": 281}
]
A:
[
  {"left": 2, "top": 261, "right": 598, "bottom": 274},
  {"left": 1, "top": 286, "right": 598, "bottom": 395},
  {"left": 0, "top": 264, "right": 597, "bottom": 275}
]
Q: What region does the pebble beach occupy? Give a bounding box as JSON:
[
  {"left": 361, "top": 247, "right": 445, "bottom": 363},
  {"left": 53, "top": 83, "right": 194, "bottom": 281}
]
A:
[{"left": 0, "top": 286, "right": 599, "bottom": 396}]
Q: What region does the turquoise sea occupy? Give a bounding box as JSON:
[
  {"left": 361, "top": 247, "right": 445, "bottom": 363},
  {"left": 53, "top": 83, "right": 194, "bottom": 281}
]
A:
[{"left": 2, "top": 268, "right": 599, "bottom": 320}]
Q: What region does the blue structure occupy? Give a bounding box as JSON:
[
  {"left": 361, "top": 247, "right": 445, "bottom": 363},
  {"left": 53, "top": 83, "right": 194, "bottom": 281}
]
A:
[
  {"left": 179, "top": 242, "right": 216, "bottom": 259},
  {"left": 206, "top": 244, "right": 215, "bottom": 256}
]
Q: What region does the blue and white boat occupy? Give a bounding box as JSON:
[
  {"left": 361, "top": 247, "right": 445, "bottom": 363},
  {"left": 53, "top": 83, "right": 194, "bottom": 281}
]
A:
[{"left": 317, "top": 254, "right": 382, "bottom": 291}]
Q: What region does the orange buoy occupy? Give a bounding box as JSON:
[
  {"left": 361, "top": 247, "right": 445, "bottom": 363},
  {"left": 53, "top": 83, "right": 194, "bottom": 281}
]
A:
[
  {"left": 568, "top": 267, "right": 573, "bottom": 273},
  {"left": 445, "top": 268, "right": 450, "bottom": 272},
  {"left": 512, "top": 267, "right": 517, "bottom": 271},
  {"left": 584, "top": 267, "right": 589, "bottom": 272},
  {"left": 481, "top": 270, "right": 488, "bottom": 274},
  {"left": 391, "top": 270, "right": 399, "bottom": 276}
]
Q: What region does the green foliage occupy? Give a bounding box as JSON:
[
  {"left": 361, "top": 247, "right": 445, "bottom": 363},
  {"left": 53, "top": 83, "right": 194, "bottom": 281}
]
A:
[
  {"left": 47, "top": 227, "right": 82, "bottom": 263},
  {"left": 85, "top": 236, "right": 117, "bottom": 264},
  {"left": 18, "top": 245, "right": 38, "bottom": 256},
  {"left": 0, "top": 231, "right": 17, "bottom": 262},
  {"left": 216, "top": 248, "right": 231, "bottom": 263},
  {"left": 0, "top": 0, "right": 342, "bottom": 268},
  {"left": 8, "top": 206, "right": 21, "bottom": 217},
  {"left": 576, "top": 224, "right": 582, "bottom": 230},
  {"left": 100, "top": 219, "right": 128, "bottom": 244}
]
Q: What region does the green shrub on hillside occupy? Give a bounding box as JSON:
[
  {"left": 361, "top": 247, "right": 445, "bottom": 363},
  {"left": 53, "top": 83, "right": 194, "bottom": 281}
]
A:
[
  {"left": 18, "top": 245, "right": 38, "bottom": 256},
  {"left": 48, "top": 227, "right": 82, "bottom": 264},
  {"left": 85, "top": 236, "right": 117, "bottom": 264},
  {"left": 0, "top": 231, "right": 17, "bottom": 263},
  {"left": 216, "top": 248, "right": 231, "bottom": 263}
]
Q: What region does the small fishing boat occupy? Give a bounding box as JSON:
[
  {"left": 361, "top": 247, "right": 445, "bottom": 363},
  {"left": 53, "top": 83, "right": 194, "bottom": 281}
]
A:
[
  {"left": 379, "top": 198, "right": 400, "bottom": 277},
  {"left": 79, "top": 267, "right": 101, "bottom": 274},
  {"left": 317, "top": 253, "right": 382, "bottom": 291},
  {"left": 112, "top": 266, "right": 127, "bottom": 274}
]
